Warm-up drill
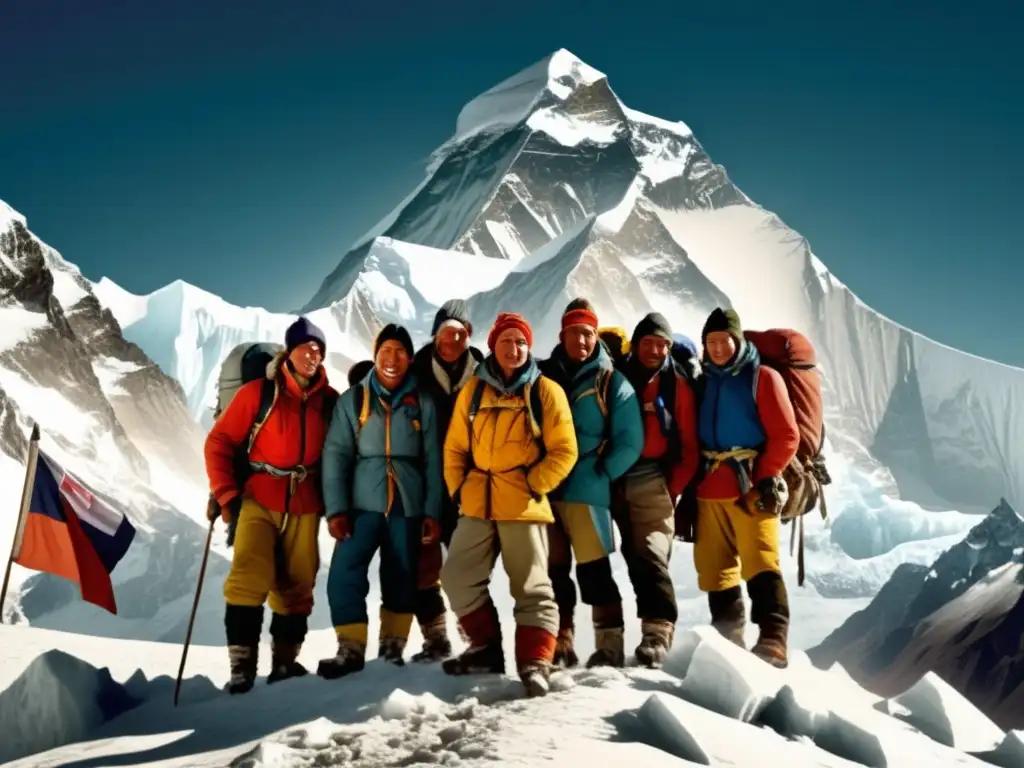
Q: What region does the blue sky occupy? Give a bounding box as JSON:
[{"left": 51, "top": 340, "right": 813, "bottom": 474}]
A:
[{"left": 1, "top": 0, "right": 1021, "bottom": 365}]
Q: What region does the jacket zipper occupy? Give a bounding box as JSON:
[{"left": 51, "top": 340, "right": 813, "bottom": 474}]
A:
[{"left": 384, "top": 401, "right": 395, "bottom": 516}]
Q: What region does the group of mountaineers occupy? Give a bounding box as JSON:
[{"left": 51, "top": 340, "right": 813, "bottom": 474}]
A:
[{"left": 204, "top": 296, "right": 832, "bottom": 699}]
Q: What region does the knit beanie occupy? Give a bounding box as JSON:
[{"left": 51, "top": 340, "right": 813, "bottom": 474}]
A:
[
  {"left": 487, "top": 312, "right": 533, "bottom": 351},
  {"left": 347, "top": 359, "right": 374, "bottom": 387},
  {"left": 701, "top": 307, "right": 743, "bottom": 343},
  {"left": 630, "top": 312, "right": 672, "bottom": 349},
  {"left": 431, "top": 299, "right": 473, "bottom": 337},
  {"left": 561, "top": 297, "right": 599, "bottom": 331},
  {"left": 373, "top": 323, "right": 415, "bottom": 358},
  {"left": 285, "top": 316, "right": 327, "bottom": 353}
]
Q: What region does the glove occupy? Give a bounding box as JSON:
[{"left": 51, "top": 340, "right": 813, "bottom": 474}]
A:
[
  {"left": 328, "top": 514, "right": 352, "bottom": 541},
  {"left": 218, "top": 496, "right": 242, "bottom": 524},
  {"left": 205, "top": 496, "right": 221, "bottom": 523},
  {"left": 744, "top": 477, "right": 783, "bottom": 516},
  {"left": 421, "top": 517, "right": 440, "bottom": 545}
]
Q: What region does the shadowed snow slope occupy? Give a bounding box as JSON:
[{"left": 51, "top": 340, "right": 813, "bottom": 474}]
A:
[
  {"left": 4, "top": 621, "right": 1016, "bottom": 767},
  {"left": 811, "top": 499, "right": 1024, "bottom": 731}
]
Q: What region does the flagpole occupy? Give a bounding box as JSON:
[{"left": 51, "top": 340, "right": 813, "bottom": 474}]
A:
[{"left": 0, "top": 423, "right": 41, "bottom": 624}]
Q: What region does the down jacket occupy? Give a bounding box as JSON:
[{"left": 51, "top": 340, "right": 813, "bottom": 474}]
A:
[
  {"left": 321, "top": 370, "right": 443, "bottom": 520},
  {"left": 443, "top": 356, "right": 577, "bottom": 524}
]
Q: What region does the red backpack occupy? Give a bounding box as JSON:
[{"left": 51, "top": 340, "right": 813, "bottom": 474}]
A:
[{"left": 744, "top": 329, "right": 832, "bottom": 585}]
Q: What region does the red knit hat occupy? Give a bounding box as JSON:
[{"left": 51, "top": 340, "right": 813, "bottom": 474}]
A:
[
  {"left": 561, "top": 297, "right": 598, "bottom": 331},
  {"left": 487, "top": 312, "right": 533, "bottom": 351}
]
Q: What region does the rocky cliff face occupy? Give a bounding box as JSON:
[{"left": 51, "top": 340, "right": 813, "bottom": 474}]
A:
[
  {"left": 0, "top": 203, "right": 220, "bottom": 633},
  {"left": 810, "top": 499, "right": 1024, "bottom": 729}
]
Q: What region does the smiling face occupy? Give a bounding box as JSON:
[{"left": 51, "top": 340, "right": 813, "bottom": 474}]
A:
[
  {"left": 705, "top": 330, "right": 738, "bottom": 367},
  {"left": 435, "top": 322, "right": 469, "bottom": 364},
  {"left": 288, "top": 340, "right": 323, "bottom": 380},
  {"left": 495, "top": 328, "right": 529, "bottom": 378},
  {"left": 375, "top": 340, "right": 410, "bottom": 389},
  {"left": 563, "top": 325, "right": 598, "bottom": 363},
  {"left": 637, "top": 335, "right": 670, "bottom": 371}
]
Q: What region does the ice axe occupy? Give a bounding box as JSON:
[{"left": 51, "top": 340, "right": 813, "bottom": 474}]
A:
[{"left": 173, "top": 516, "right": 216, "bottom": 707}]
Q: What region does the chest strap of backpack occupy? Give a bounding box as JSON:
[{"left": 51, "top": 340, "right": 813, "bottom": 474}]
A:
[
  {"left": 701, "top": 448, "right": 759, "bottom": 494},
  {"left": 572, "top": 368, "right": 613, "bottom": 457}
]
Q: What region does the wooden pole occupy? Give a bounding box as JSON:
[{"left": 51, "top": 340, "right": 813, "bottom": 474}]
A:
[
  {"left": 0, "top": 423, "right": 41, "bottom": 623},
  {"left": 173, "top": 517, "right": 216, "bottom": 706}
]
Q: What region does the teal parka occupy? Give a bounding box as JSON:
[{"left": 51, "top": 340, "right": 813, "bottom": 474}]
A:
[
  {"left": 540, "top": 343, "right": 644, "bottom": 509},
  {"left": 322, "top": 370, "right": 442, "bottom": 520}
]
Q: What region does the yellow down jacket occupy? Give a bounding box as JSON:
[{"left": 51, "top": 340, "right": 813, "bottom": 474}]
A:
[{"left": 443, "top": 356, "right": 578, "bottom": 524}]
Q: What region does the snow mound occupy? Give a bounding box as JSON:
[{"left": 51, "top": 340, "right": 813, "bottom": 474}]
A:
[
  {"left": 0, "top": 649, "right": 140, "bottom": 764},
  {"left": 891, "top": 672, "right": 1004, "bottom": 751},
  {"left": 8, "top": 625, "right": 1013, "bottom": 767}
]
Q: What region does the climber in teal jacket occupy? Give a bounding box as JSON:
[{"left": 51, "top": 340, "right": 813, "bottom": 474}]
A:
[
  {"left": 317, "top": 324, "right": 443, "bottom": 681},
  {"left": 538, "top": 298, "right": 644, "bottom": 670}
]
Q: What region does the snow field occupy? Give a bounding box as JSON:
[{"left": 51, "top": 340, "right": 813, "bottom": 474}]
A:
[{"left": 9, "top": 622, "right": 1023, "bottom": 767}]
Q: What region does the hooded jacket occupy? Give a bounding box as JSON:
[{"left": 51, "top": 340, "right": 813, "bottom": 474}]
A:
[
  {"left": 443, "top": 356, "right": 578, "bottom": 524},
  {"left": 697, "top": 341, "right": 799, "bottom": 500},
  {"left": 205, "top": 352, "right": 337, "bottom": 515},
  {"left": 321, "top": 370, "right": 443, "bottom": 519},
  {"left": 540, "top": 343, "right": 643, "bottom": 508}
]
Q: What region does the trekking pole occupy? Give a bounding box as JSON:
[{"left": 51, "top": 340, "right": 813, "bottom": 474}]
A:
[{"left": 174, "top": 517, "right": 216, "bottom": 707}]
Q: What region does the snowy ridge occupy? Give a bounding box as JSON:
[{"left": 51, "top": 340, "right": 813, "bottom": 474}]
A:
[
  {"left": 4, "top": 621, "right": 1020, "bottom": 766},
  {"left": 94, "top": 237, "right": 512, "bottom": 425}
]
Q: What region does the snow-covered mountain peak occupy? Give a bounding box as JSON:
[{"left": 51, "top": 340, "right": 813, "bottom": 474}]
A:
[{"left": 454, "top": 48, "right": 608, "bottom": 142}]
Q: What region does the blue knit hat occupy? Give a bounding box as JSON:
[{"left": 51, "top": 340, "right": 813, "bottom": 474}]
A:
[{"left": 285, "top": 316, "right": 327, "bottom": 353}]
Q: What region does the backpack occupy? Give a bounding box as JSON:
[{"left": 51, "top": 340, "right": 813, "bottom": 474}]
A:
[
  {"left": 215, "top": 341, "right": 283, "bottom": 475},
  {"left": 744, "top": 329, "right": 832, "bottom": 586}
]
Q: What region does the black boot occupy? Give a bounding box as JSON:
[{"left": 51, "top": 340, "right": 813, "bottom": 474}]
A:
[
  {"left": 317, "top": 640, "right": 366, "bottom": 680},
  {"left": 267, "top": 613, "right": 309, "bottom": 684},
  {"left": 442, "top": 641, "right": 505, "bottom": 676},
  {"left": 224, "top": 604, "right": 264, "bottom": 694},
  {"left": 747, "top": 571, "right": 790, "bottom": 669},
  {"left": 708, "top": 586, "right": 746, "bottom": 648}
]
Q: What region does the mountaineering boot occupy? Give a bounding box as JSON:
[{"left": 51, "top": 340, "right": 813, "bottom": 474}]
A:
[
  {"left": 317, "top": 640, "right": 366, "bottom": 680},
  {"left": 379, "top": 635, "right": 408, "bottom": 667},
  {"left": 267, "top": 613, "right": 309, "bottom": 684},
  {"left": 442, "top": 641, "right": 505, "bottom": 675},
  {"left": 411, "top": 616, "right": 452, "bottom": 663},
  {"left": 585, "top": 602, "right": 626, "bottom": 668},
  {"left": 224, "top": 603, "right": 263, "bottom": 694},
  {"left": 747, "top": 571, "right": 790, "bottom": 669},
  {"left": 227, "top": 645, "right": 258, "bottom": 694},
  {"left": 708, "top": 586, "right": 747, "bottom": 649},
  {"left": 552, "top": 625, "right": 579, "bottom": 669},
  {"left": 519, "top": 662, "right": 552, "bottom": 698},
  {"left": 443, "top": 601, "right": 505, "bottom": 676},
  {"left": 267, "top": 641, "right": 308, "bottom": 684},
  {"left": 515, "top": 624, "right": 557, "bottom": 698},
  {"left": 634, "top": 619, "right": 674, "bottom": 669}
]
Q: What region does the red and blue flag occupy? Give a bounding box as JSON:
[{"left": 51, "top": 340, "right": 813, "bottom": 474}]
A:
[{"left": 12, "top": 450, "right": 136, "bottom": 614}]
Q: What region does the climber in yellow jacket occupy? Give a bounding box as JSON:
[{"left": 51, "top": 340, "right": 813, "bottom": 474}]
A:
[{"left": 440, "top": 312, "right": 578, "bottom": 698}]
